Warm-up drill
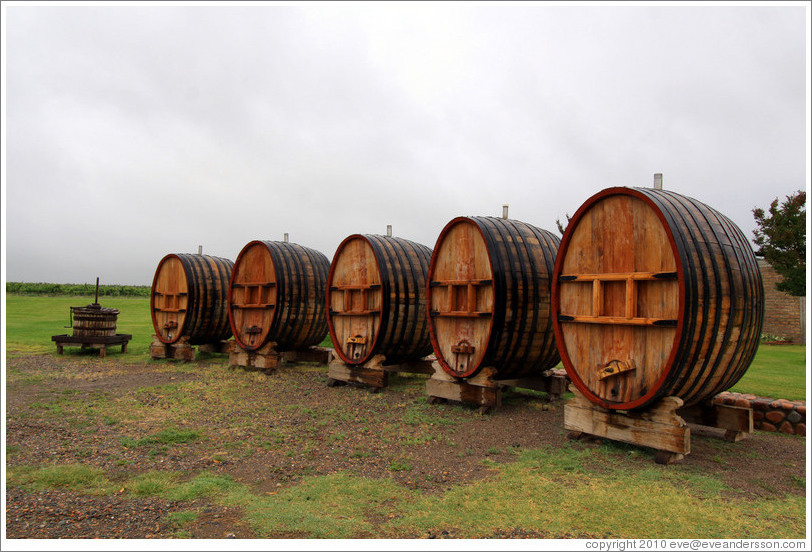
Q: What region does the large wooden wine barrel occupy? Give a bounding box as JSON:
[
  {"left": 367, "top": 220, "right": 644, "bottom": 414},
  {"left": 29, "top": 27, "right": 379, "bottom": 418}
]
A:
[
  {"left": 327, "top": 234, "right": 433, "bottom": 365},
  {"left": 151, "top": 253, "right": 234, "bottom": 345},
  {"left": 552, "top": 187, "right": 764, "bottom": 410},
  {"left": 427, "top": 216, "right": 561, "bottom": 379},
  {"left": 228, "top": 240, "right": 330, "bottom": 351}
]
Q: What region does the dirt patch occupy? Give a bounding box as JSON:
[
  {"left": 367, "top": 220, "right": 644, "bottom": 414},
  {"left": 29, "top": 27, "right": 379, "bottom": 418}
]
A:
[{"left": 5, "top": 352, "right": 806, "bottom": 539}]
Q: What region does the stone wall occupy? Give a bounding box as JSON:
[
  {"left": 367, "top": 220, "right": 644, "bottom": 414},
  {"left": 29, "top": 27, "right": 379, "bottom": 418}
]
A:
[
  {"left": 758, "top": 258, "right": 806, "bottom": 344},
  {"left": 714, "top": 391, "right": 805, "bottom": 436}
]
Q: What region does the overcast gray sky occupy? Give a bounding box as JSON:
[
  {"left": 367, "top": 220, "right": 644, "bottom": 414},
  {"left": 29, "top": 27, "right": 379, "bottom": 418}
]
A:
[{"left": 2, "top": 2, "right": 808, "bottom": 285}]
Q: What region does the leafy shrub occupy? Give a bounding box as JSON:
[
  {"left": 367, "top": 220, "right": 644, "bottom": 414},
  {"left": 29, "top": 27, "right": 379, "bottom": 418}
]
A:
[{"left": 6, "top": 282, "right": 151, "bottom": 297}]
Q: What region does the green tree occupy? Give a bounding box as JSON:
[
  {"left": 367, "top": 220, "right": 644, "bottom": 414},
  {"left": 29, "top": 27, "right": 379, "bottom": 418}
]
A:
[{"left": 752, "top": 190, "right": 806, "bottom": 296}]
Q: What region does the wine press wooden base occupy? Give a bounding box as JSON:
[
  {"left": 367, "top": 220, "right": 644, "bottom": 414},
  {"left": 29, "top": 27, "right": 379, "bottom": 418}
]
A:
[
  {"left": 326, "top": 354, "right": 434, "bottom": 390},
  {"left": 52, "top": 334, "right": 132, "bottom": 358},
  {"left": 426, "top": 364, "right": 569, "bottom": 414},
  {"left": 564, "top": 385, "right": 754, "bottom": 464},
  {"left": 230, "top": 342, "right": 333, "bottom": 374}
]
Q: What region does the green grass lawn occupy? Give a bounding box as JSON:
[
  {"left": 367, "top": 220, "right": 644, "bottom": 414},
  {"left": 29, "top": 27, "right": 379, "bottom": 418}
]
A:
[
  {"left": 729, "top": 344, "right": 806, "bottom": 400},
  {"left": 4, "top": 294, "right": 807, "bottom": 399},
  {"left": 5, "top": 295, "right": 155, "bottom": 361}
]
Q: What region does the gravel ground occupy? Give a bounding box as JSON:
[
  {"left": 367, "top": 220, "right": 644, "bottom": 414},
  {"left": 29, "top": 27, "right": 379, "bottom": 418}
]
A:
[{"left": 5, "top": 351, "right": 807, "bottom": 540}]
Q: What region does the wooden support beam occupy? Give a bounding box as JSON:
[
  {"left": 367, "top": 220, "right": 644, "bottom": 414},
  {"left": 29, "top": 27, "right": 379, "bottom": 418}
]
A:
[
  {"left": 280, "top": 347, "right": 333, "bottom": 365},
  {"left": 564, "top": 385, "right": 690, "bottom": 461},
  {"left": 426, "top": 364, "right": 501, "bottom": 413},
  {"left": 678, "top": 402, "right": 753, "bottom": 440},
  {"left": 327, "top": 355, "right": 388, "bottom": 388},
  {"left": 149, "top": 335, "right": 195, "bottom": 362},
  {"left": 229, "top": 341, "right": 281, "bottom": 373}
]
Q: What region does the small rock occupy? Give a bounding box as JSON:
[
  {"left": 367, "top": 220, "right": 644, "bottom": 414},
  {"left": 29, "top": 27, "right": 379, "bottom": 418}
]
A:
[
  {"left": 226, "top": 533, "right": 236, "bottom": 539},
  {"left": 766, "top": 411, "right": 786, "bottom": 424},
  {"left": 787, "top": 410, "right": 802, "bottom": 424},
  {"left": 779, "top": 421, "right": 795, "bottom": 434},
  {"left": 734, "top": 398, "right": 751, "bottom": 409},
  {"left": 751, "top": 398, "right": 772, "bottom": 411}
]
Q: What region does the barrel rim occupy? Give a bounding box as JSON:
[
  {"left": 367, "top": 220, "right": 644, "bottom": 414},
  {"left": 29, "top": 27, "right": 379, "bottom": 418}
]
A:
[
  {"left": 326, "top": 234, "right": 386, "bottom": 365},
  {"left": 150, "top": 253, "right": 189, "bottom": 345},
  {"left": 551, "top": 187, "right": 687, "bottom": 410},
  {"left": 427, "top": 216, "right": 497, "bottom": 379},
  {"left": 228, "top": 240, "right": 278, "bottom": 351}
]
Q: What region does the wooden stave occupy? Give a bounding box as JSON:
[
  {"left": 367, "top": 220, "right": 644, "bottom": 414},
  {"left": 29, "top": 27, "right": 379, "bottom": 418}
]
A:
[
  {"left": 552, "top": 187, "right": 763, "bottom": 410},
  {"left": 642, "top": 189, "right": 764, "bottom": 406},
  {"left": 71, "top": 309, "right": 118, "bottom": 337},
  {"left": 368, "top": 234, "right": 434, "bottom": 364},
  {"left": 151, "top": 253, "right": 234, "bottom": 345},
  {"left": 229, "top": 241, "right": 329, "bottom": 352},
  {"left": 327, "top": 234, "right": 433, "bottom": 365},
  {"left": 428, "top": 216, "right": 561, "bottom": 379}
]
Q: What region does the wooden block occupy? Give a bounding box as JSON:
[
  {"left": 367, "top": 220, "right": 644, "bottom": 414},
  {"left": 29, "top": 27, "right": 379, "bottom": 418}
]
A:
[
  {"left": 151, "top": 335, "right": 195, "bottom": 361},
  {"left": 230, "top": 342, "right": 281, "bottom": 372},
  {"left": 327, "top": 357, "right": 388, "bottom": 388},
  {"left": 149, "top": 335, "right": 169, "bottom": 359},
  {"left": 654, "top": 451, "right": 685, "bottom": 465},
  {"left": 382, "top": 357, "right": 435, "bottom": 374},
  {"left": 678, "top": 402, "right": 753, "bottom": 434},
  {"left": 495, "top": 371, "right": 569, "bottom": 397},
  {"left": 425, "top": 365, "right": 501, "bottom": 408},
  {"left": 564, "top": 385, "right": 690, "bottom": 456},
  {"left": 170, "top": 342, "right": 196, "bottom": 362},
  {"left": 198, "top": 340, "right": 235, "bottom": 354},
  {"left": 229, "top": 347, "right": 250, "bottom": 368},
  {"left": 425, "top": 378, "right": 500, "bottom": 407},
  {"left": 281, "top": 347, "right": 333, "bottom": 365}
]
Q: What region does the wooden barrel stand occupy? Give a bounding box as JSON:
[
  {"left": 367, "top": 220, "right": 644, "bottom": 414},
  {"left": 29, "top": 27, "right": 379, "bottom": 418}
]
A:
[
  {"left": 230, "top": 342, "right": 333, "bottom": 375},
  {"left": 150, "top": 335, "right": 193, "bottom": 361},
  {"left": 326, "top": 354, "right": 434, "bottom": 391},
  {"left": 426, "top": 364, "right": 569, "bottom": 414},
  {"left": 564, "top": 385, "right": 754, "bottom": 465},
  {"left": 149, "top": 336, "right": 232, "bottom": 362}
]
